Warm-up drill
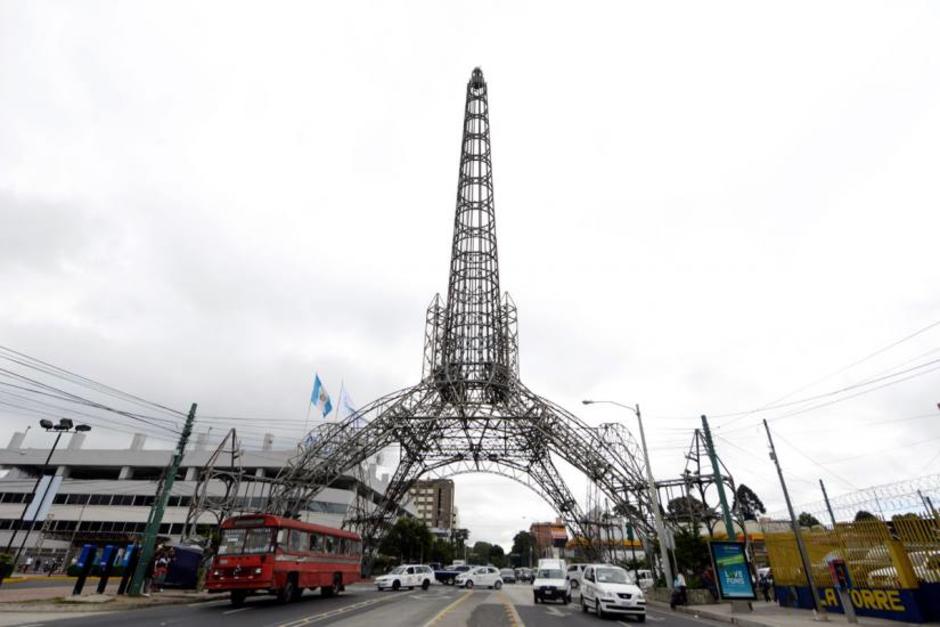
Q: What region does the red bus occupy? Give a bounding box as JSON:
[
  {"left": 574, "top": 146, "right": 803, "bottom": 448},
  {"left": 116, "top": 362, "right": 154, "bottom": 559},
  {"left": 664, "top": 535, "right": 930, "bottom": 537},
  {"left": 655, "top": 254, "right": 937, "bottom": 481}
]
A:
[{"left": 205, "top": 514, "right": 363, "bottom": 606}]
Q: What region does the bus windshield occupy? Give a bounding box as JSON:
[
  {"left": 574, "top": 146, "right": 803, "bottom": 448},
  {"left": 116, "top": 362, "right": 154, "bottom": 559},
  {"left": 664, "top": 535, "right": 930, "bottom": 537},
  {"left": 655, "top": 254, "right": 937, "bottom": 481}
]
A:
[{"left": 219, "top": 528, "right": 275, "bottom": 555}]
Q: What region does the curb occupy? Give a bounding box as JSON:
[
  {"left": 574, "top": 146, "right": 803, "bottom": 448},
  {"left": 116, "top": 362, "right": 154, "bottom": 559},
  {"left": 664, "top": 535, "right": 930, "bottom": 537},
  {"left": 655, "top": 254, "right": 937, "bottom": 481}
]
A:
[
  {"left": 0, "top": 594, "right": 216, "bottom": 614},
  {"left": 648, "top": 600, "right": 773, "bottom": 627}
]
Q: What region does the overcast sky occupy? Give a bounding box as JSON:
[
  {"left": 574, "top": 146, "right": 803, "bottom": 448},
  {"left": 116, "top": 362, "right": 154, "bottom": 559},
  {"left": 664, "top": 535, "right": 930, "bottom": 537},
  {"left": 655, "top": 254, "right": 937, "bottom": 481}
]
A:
[{"left": 2, "top": 1, "right": 939, "bottom": 551}]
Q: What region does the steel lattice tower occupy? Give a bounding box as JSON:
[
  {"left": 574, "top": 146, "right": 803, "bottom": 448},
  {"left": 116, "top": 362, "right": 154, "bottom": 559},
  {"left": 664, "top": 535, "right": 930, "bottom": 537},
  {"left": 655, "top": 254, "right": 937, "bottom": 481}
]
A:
[{"left": 267, "top": 68, "right": 654, "bottom": 562}]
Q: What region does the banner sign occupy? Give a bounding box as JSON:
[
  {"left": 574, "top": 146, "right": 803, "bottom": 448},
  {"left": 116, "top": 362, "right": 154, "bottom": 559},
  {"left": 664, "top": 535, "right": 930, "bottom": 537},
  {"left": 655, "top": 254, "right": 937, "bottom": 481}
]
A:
[
  {"left": 23, "top": 475, "right": 63, "bottom": 522},
  {"left": 709, "top": 541, "right": 757, "bottom": 600},
  {"left": 776, "top": 585, "right": 927, "bottom": 623}
]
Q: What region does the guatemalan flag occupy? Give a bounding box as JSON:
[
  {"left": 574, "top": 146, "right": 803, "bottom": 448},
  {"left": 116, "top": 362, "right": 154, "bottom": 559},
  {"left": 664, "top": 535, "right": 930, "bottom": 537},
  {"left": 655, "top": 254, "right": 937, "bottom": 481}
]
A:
[{"left": 310, "top": 374, "right": 333, "bottom": 418}]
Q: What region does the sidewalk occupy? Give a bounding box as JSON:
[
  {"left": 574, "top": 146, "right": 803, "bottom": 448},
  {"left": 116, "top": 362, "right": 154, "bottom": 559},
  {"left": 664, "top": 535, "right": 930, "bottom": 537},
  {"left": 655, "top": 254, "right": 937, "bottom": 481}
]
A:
[
  {"left": 650, "top": 600, "right": 926, "bottom": 627},
  {"left": 0, "top": 579, "right": 214, "bottom": 612}
]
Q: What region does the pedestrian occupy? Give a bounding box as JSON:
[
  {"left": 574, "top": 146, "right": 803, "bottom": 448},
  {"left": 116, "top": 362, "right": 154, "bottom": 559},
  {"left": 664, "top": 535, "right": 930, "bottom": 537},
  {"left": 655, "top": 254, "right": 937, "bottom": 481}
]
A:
[
  {"left": 702, "top": 566, "right": 718, "bottom": 602},
  {"left": 670, "top": 572, "right": 688, "bottom": 610},
  {"left": 142, "top": 548, "right": 159, "bottom": 596},
  {"left": 759, "top": 572, "right": 772, "bottom": 602},
  {"left": 22, "top": 556, "right": 32, "bottom": 573},
  {"left": 33, "top": 558, "right": 41, "bottom": 573},
  {"left": 154, "top": 548, "right": 170, "bottom": 593}
]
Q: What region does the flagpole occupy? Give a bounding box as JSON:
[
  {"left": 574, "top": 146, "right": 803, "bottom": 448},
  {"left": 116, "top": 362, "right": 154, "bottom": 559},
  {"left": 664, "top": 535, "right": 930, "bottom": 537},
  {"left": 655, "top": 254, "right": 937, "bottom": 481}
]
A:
[{"left": 303, "top": 402, "right": 313, "bottom": 436}]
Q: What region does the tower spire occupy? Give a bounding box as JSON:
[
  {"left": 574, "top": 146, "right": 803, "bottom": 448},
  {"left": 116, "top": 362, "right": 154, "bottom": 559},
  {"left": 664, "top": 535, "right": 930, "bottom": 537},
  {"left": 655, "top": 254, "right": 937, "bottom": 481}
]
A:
[{"left": 439, "top": 67, "right": 510, "bottom": 400}]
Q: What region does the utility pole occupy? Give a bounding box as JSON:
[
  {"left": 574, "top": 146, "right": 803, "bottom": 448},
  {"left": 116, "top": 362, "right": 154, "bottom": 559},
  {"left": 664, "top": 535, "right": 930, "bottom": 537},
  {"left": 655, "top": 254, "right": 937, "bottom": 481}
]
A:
[
  {"left": 820, "top": 479, "right": 837, "bottom": 528},
  {"left": 764, "top": 420, "right": 827, "bottom": 621},
  {"left": 633, "top": 404, "right": 674, "bottom": 590},
  {"left": 583, "top": 400, "right": 673, "bottom": 589},
  {"left": 918, "top": 490, "right": 940, "bottom": 522},
  {"left": 128, "top": 403, "right": 196, "bottom": 596},
  {"left": 700, "top": 415, "right": 735, "bottom": 538}
]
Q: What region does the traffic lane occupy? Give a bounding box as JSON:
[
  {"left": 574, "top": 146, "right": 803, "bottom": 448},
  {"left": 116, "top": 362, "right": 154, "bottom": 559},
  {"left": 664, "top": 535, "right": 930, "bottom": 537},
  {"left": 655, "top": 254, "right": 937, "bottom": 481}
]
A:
[
  {"left": 504, "top": 584, "right": 729, "bottom": 627},
  {"left": 38, "top": 584, "right": 428, "bottom": 627},
  {"left": 326, "top": 587, "right": 475, "bottom": 627}
]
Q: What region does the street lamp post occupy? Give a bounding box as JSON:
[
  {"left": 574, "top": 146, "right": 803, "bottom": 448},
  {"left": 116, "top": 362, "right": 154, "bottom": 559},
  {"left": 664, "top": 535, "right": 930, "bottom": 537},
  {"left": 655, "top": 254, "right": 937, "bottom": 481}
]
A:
[
  {"left": 3, "top": 419, "right": 91, "bottom": 572},
  {"left": 583, "top": 399, "right": 674, "bottom": 590}
]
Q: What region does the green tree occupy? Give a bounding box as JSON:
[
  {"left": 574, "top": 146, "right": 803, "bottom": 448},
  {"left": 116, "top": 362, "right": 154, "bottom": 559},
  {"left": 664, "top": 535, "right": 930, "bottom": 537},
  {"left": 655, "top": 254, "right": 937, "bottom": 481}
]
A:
[
  {"left": 489, "top": 544, "right": 507, "bottom": 568},
  {"left": 511, "top": 531, "right": 535, "bottom": 567},
  {"left": 734, "top": 484, "right": 767, "bottom": 521},
  {"left": 854, "top": 510, "right": 878, "bottom": 522},
  {"left": 450, "top": 528, "right": 469, "bottom": 554},
  {"left": 431, "top": 537, "right": 455, "bottom": 565},
  {"left": 379, "top": 517, "right": 433, "bottom": 562},
  {"left": 667, "top": 496, "right": 711, "bottom": 520},
  {"left": 672, "top": 526, "right": 710, "bottom": 575},
  {"left": 470, "top": 541, "right": 492, "bottom": 565},
  {"left": 798, "top": 512, "right": 822, "bottom": 527}
]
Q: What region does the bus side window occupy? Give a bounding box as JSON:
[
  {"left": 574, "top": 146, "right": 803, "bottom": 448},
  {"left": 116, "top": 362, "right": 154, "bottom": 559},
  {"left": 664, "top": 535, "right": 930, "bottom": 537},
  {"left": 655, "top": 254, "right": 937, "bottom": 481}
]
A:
[
  {"left": 276, "top": 528, "right": 287, "bottom": 548},
  {"left": 324, "top": 535, "right": 335, "bottom": 554},
  {"left": 289, "top": 530, "right": 306, "bottom": 553},
  {"left": 339, "top": 538, "right": 348, "bottom": 554},
  {"left": 310, "top": 533, "right": 323, "bottom": 553}
]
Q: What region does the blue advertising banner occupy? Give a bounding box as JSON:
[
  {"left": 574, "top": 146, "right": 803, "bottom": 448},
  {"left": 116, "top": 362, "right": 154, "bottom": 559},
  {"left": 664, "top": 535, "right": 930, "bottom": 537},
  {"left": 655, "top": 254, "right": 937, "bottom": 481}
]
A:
[
  {"left": 776, "top": 585, "right": 928, "bottom": 623},
  {"left": 709, "top": 541, "right": 757, "bottom": 600}
]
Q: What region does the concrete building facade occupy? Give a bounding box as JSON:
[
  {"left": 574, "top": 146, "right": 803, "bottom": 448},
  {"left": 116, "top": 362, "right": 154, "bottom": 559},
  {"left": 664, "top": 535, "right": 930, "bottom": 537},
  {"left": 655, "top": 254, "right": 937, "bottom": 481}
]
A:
[
  {"left": 0, "top": 430, "right": 412, "bottom": 567},
  {"left": 406, "top": 479, "right": 455, "bottom": 532}
]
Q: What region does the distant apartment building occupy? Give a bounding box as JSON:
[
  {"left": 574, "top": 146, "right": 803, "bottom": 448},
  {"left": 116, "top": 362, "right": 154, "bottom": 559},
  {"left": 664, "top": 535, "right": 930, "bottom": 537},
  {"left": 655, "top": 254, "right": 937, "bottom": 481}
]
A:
[
  {"left": 407, "top": 479, "right": 455, "bottom": 531},
  {"left": 530, "top": 518, "right": 568, "bottom": 557}
]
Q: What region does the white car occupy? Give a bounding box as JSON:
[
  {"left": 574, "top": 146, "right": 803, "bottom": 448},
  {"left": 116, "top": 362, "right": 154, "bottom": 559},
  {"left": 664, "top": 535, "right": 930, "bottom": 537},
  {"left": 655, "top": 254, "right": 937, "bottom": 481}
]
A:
[
  {"left": 375, "top": 564, "right": 434, "bottom": 591},
  {"left": 580, "top": 563, "right": 646, "bottom": 621},
  {"left": 454, "top": 566, "right": 503, "bottom": 589},
  {"left": 533, "top": 560, "right": 571, "bottom": 604},
  {"left": 567, "top": 563, "right": 586, "bottom": 589},
  {"left": 867, "top": 551, "right": 940, "bottom": 588}
]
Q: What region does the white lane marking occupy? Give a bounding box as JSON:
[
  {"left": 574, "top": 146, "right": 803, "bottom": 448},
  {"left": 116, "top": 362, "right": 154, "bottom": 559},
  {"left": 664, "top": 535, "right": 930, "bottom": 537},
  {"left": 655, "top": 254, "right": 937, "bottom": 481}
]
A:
[
  {"left": 543, "top": 606, "right": 567, "bottom": 616},
  {"left": 188, "top": 600, "right": 229, "bottom": 607},
  {"left": 275, "top": 594, "right": 399, "bottom": 627},
  {"left": 223, "top": 607, "right": 254, "bottom": 615}
]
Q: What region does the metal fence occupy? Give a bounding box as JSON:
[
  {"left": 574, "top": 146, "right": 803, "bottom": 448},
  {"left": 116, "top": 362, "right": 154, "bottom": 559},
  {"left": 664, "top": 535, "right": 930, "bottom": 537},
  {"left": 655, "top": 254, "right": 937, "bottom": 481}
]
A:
[{"left": 763, "top": 515, "right": 940, "bottom": 589}]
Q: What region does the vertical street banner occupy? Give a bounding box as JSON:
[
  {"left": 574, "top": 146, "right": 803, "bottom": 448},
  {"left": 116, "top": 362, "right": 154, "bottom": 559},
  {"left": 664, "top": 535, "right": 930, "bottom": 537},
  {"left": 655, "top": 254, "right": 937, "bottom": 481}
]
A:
[
  {"left": 709, "top": 541, "right": 757, "bottom": 600},
  {"left": 23, "top": 475, "right": 63, "bottom": 522}
]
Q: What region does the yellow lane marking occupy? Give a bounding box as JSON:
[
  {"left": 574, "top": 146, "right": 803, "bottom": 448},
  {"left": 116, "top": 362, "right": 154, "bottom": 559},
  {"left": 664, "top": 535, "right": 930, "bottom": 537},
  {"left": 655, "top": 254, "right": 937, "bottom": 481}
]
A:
[
  {"left": 497, "top": 591, "right": 526, "bottom": 627},
  {"left": 422, "top": 589, "right": 473, "bottom": 627}
]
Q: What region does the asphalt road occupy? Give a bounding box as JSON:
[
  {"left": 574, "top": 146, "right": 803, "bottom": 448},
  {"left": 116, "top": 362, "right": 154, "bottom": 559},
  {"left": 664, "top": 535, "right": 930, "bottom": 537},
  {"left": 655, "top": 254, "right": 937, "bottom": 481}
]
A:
[{"left": 27, "top": 583, "right": 726, "bottom": 627}]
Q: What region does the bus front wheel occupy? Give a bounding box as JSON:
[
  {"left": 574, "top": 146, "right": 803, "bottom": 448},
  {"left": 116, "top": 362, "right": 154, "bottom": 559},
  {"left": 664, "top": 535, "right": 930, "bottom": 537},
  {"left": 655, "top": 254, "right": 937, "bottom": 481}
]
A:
[{"left": 278, "top": 577, "right": 297, "bottom": 604}]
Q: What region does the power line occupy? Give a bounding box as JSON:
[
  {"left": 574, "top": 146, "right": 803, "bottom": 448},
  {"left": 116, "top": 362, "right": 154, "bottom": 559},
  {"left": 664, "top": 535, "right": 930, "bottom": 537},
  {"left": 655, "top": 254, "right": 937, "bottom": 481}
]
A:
[
  {"left": 716, "top": 317, "right": 940, "bottom": 423},
  {"left": 0, "top": 345, "right": 186, "bottom": 418},
  {"left": 772, "top": 431, "right": 858, "bottom": 491},
  {"left": 714, "top": 434, "right": 817, "bottom": 487},
  {"left": 716, "top": 357, "right": 940, "bottom": 429}
]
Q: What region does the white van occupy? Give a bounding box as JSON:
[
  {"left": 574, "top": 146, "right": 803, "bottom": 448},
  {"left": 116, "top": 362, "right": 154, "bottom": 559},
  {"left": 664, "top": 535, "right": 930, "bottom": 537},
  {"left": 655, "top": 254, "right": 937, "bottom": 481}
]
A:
[
  {"left": 627, "top": 568, "right": 655, "bottom": 590},
  {"left": 533, "top": 558, "right": 571, "bottom": 604}
]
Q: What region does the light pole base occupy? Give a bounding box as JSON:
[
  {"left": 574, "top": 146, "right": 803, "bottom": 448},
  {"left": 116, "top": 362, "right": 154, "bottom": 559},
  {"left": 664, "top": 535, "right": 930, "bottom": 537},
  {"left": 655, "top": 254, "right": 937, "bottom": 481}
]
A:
[{"left": 811, "top": 609, "right": 830, "bottom": 622}]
